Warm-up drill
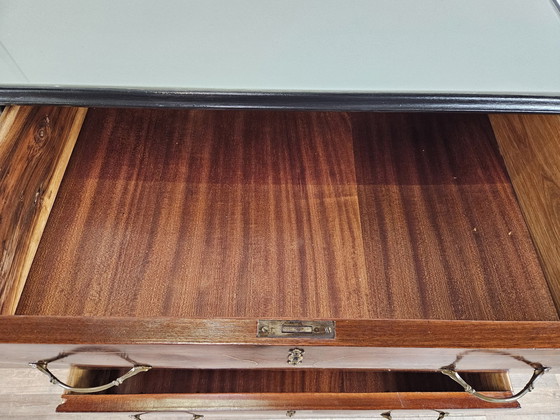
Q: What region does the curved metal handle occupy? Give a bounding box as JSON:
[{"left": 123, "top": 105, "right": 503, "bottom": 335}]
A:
[
  {"left": 382, "top": 411, "right": 447, "bottom": 419},
  {"left": 29, "top": 353, "right": 151, "bottom": 393},
  {"left": 440, "top": 364, "right": 549, "bottom": 403},
  {"left": 131, "top": 413, "right": 203, "bottom": 419}
]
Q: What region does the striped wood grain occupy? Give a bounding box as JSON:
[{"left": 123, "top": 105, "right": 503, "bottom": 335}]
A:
[
  {"left": 15, "top": 110, "right": 558, "bottom": 321},
  {"left": 490, "top": 114, "right": 560, "bottom": 312},
  {"left": 3, "top": 367, "right": 560, "bottom": 418},
  {"left": 65, "top": 368, "right": 510, "bottom": 394},
  {"left": 351, "top": 113, "right": 553, "bottom": 320},
  {"left": 57, "top": 393, "right": 518, "bottom": 413},
  {"left": 0, "top": 106, "right": 87, "bottom": 314},
  {"left": 17, "top": 109, "right": 370, "bottom": 318}
]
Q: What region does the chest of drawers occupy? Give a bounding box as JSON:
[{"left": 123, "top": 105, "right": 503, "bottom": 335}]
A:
[
  {"left": 1, "top": 105, "right": 559, "bottom": 418},
  {"left": 2, "top": 1, "right": 560, "bottom": 417}
]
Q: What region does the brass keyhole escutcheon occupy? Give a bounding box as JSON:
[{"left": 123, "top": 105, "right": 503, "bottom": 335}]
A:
[{"left": 287, "top": 348, "right": 304, "bottom": 365}]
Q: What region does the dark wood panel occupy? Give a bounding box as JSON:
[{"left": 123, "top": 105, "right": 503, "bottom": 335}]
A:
[
  {"left": 0, "top": 106, "right": 87, "bottom": 314},
  {"left": 491, "top": 114, "right": 560, "bottom": 312},
  {"left": 57, "top": 392, "right": 518, "bottom": 412},
  {"left": 351, "top": 113, "right": 557, "bottom": 321},
  {"left": 15, "top": 109, "right": 558, "bottom": 320},
  {"left": 67, "top": 368, "right": 510, "bottom": 394}
]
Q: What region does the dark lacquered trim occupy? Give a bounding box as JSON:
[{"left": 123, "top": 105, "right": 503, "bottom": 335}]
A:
[
  {"left": 1, "top": 87, "right": 560, "bottom": 113},
  {"left": 552, "top": 0, "right": 560, "bottom": 16}
]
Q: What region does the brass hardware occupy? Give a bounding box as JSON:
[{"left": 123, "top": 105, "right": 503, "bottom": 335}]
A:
[
  {"left": 30, "top": 352, "right": 151, "bottom": 394},
  {"left": 131, "top": 413, "right": 203, "bottom": 419},
  {"left": 382, "top": 411, "right": 448, "bottom": 419},
  {"left": 287, "top": 348, "right": 304, "bottom": 365},
  {"left": 441, "top": 365, "right": 548, "bottom": 403},
  {"left": 440, "top": 350, "right": 550, "bottom": 403},
  {"left": 257, "top": 320, "right": 335, "bottom": 338},
  {"left": 286, "top": 410, "right": 296, "bottom": 417}
]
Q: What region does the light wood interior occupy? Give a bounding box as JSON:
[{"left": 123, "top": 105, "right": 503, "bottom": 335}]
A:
[
  {"left": 7, "top": 108, "right": 557, "bottom": 321},
  {"left": 491, "top": 114, "right": 560, "bottom": 313},
  {"left": 0, "top": 106, "right": 87, "bottom": 315}
]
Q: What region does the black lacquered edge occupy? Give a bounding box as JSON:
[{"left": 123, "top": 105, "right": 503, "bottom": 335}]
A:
[
  {"left": 1, "top": 87, "right": 560, "bottom": 113},
  {"left": 552, "top": 0, "right": 560, "bottom": 16}
]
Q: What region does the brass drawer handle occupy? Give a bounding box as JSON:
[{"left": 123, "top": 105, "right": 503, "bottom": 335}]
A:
[
  {"left": 382, "top": 411, "right": 447, "bottom": 419},
  {"left": 30, "top": 352, "right": 151, "bottom": 394},
  {"left": 440, "top": 351, "right": 550, "bottom": 403},
  {"left": 440, "top": 365, "right": 548, "bottom": 403},
  {"left": 132, "top": 413, "right": 203, "bottom": 419}
]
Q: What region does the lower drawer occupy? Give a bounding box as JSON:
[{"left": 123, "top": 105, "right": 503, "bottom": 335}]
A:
[{"left": 57, "top": 368, "right": 518, "bottom": 415}]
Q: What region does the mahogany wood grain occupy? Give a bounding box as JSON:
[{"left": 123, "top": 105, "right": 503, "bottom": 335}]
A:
[
  {"left": 1, "top": 318, "right": 560, "bottom": 371},
  {"left": 66, "top": 368, "right": 510, "bottom": 394},
  {"left": 16, "top": 109, "right": 557, "bottom": 321},
  {"left": 18, "top": 109, "right": 372, "bottom": 319},
  {"left": 59, "top": 368, "right": 517, "bottom": 413},
  {"left": 352, "top": 113, "right": 555, "bottom": 321},
  {"left": 1, "top": 316, "right": 560, "bottom": 348},
  {"left": 57, "top": 392, "right": 518, "bottom": 412},
  {"left": 490, "top": 114, "right": 560, "bottom": 312},
  {"left": 0, "top": 106, "right": 87, "bottom": 314}
]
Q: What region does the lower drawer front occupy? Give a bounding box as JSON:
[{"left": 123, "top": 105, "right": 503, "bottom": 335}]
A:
[
  {"left": 59, "top": 408, "right": 519, "bottom": 419},
  {"left": 56, "top": 368, "right": 518, "bottom": 414}
]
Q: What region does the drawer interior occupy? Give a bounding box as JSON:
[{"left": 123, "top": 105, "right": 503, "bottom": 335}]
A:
[
  {"left": 57, "top": 368, "right": 518, "bottom": 413},
  {"left": 8, "top": 109, "right": 560, "bottom": 321},
  {"left": 66, "top": 368, "right": 511, "bottom": 394}
]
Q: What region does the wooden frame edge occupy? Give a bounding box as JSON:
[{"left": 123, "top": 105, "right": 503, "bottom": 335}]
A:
[
  {"left": 0, "top": 316, "right": 559, "bottom": 348},
  {"left": 56, "top": 392, "right": 519, "bottom": 412}
]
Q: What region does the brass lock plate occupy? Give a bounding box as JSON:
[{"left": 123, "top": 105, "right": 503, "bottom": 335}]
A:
[{"left": 257, "top": 320, "right": 335, "bottom": 339}]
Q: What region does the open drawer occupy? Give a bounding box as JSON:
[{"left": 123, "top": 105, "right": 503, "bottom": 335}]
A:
[
  {"left": 0, "top": 106, "right": 559, "bottom": 411},
  {"left": 57, "top": 367, "right": 518, "bottom": 415}
]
